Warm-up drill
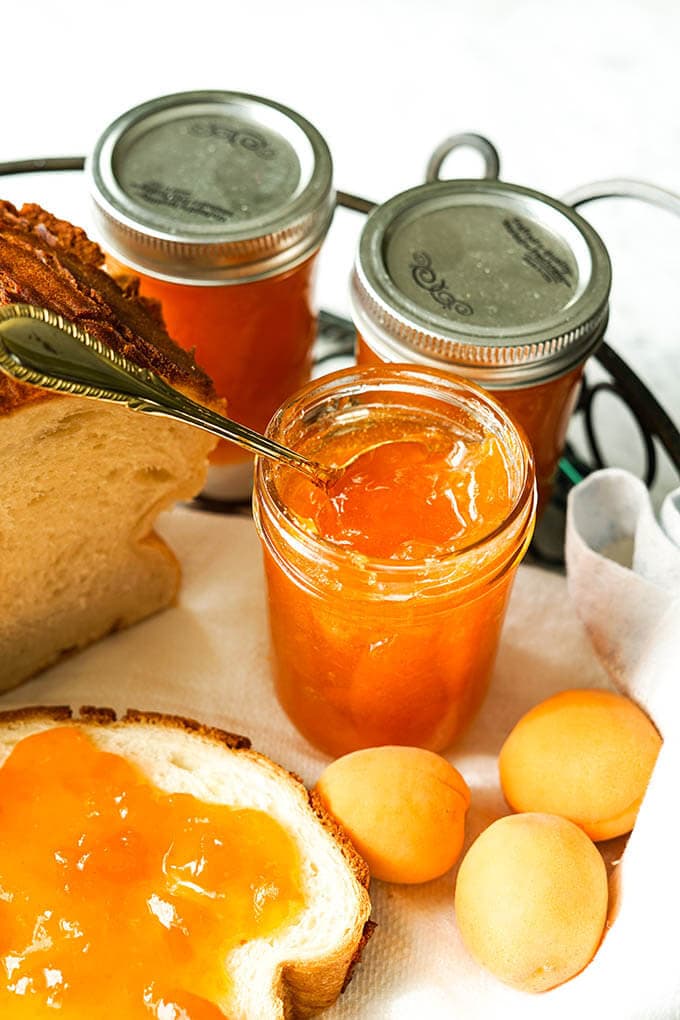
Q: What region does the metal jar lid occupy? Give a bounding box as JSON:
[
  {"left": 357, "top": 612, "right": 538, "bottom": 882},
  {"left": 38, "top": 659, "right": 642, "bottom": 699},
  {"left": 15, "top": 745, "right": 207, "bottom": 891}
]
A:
[
  {"left": 88, "top": 91, "right": 334, "bottom": 284},
  {"left": 351, "top": 174, "right": 612, "bottom": 388}
]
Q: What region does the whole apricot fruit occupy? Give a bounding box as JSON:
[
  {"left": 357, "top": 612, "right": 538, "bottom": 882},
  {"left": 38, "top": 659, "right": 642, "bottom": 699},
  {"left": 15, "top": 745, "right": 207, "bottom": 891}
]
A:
[
  {"left": 454, "top": 813, "right": 608, "bottom": 992},
  {"left": 315, "top": 746, "right": 470, "bottom": 883},
  {"left": 499, "top": 689, "right": 661, "bottom": 841}
]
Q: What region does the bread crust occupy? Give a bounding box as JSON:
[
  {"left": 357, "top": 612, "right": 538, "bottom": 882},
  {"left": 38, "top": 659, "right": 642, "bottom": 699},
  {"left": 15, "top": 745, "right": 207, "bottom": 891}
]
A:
[
  {"left": 0, "top": 200, "right": 217, "bottom": 415},
  {"left": 0, "top": 705, "right": 374, "bottom": 1018}
]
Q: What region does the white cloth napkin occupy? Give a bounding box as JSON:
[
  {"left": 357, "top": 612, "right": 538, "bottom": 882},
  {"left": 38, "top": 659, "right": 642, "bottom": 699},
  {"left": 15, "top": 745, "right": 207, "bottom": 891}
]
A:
[
  {"left": 563, "top": 469, "right": 680, "bottom": 1020},
  {"left": 2, "top": 489, "right": 678, "bottom": 1019}
]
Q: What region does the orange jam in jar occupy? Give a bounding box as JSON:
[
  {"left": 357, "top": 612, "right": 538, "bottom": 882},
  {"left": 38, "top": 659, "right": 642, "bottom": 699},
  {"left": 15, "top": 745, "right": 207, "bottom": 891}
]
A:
[
  {"left": 352, "top": 178, "right": 611, "bottom": 508},
  {"left": 0, "top": 726, "right": 304, "bottom": 1018},
  {"left": 90, "top": 90, "right": 334, "bottom": 500},
  {"left": 253, "top": 366, "right": 536, "bottom": 757}
]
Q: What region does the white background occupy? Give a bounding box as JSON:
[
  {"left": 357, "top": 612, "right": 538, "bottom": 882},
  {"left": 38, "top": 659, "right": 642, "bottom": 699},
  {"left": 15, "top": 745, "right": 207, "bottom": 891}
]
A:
[{"left": 2, "top": 0, "right": 679, "bottom": 498}]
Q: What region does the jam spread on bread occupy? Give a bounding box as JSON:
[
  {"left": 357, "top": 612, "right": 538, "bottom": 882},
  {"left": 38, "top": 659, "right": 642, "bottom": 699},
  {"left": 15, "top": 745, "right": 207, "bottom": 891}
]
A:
[{"left": 0, "top": 727, "right": 305, "bottom": 1017}]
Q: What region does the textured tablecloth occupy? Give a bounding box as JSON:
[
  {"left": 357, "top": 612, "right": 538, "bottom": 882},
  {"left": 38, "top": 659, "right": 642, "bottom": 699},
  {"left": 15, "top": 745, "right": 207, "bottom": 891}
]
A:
[{"left": 2, "top": 501, "right": 677, "bottom": 1019}]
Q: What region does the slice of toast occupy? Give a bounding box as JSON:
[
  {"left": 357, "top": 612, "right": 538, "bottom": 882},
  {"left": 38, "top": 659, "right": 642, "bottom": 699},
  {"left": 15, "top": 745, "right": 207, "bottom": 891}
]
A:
[
  {"left": 0, "top": 201, "right": 221, "bottom": 690},
  {"left": 0, "top": 706, "right": 373, "bottom": 1019}
]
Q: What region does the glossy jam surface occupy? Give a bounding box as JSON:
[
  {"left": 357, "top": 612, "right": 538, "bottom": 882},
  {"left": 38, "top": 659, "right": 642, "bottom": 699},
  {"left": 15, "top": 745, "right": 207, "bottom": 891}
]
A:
[
  {"left": 0, "top": 728, "right": 305, "bottom": 1019},
  {"left": 356, "top": 334, "right": 583, "bottom": 510},
  {"left": 136, "top": 258, "right": 317, "bottom": 466},
  {"left": 285, "top": 432, "right": 512, "bottom": 560},
  {"left": 258, "top": 389, "right": 534, "bottom": 757}
]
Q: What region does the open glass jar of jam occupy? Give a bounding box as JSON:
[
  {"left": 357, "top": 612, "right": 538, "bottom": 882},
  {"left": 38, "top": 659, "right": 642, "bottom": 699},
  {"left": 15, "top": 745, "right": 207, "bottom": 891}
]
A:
[
  {"left": 89, "top": 90, "right": 334, "bottom": 499},
  {"left": 352, "top": 174, "right": 611, "bottom": 508},
  {"left": 253, "top": 365, "right": 536, "bottom": 757}
]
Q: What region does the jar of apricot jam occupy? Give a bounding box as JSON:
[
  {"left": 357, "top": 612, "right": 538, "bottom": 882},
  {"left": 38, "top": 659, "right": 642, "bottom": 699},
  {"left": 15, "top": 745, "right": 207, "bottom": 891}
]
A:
[
  {"left": 352, "top": 179, "right": 611, "bottom": 508},
  {"left": 89, "top": 90, "right": 333, "bottom": 499},
  {"left": 253, "top": 366, "right": 536, "bottom": 757}
]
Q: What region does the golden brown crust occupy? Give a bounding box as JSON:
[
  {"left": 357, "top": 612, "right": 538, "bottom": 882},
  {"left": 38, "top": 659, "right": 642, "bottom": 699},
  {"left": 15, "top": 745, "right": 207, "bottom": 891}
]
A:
[
  {"left": 77, "top": 705, "right": 120, "bottom": 725},
  {"left": 0, "top": 705, "right": 251, "bottom": 750},
  {"left": 308, "top": 788, "right": 371, "bottom": 891},
  {"left": 342, "top": 919, "right": 377, "bottom": 992},
  {"left": 0, "top": 704, "right": 75, "bottom": 725},
  {"left": 0, "top": 201, "right": 216, "bottom": 415},
  {"left": 15, "top": 202, "right": 104, "bottom": 265},
  {"left": 120, "top": 708, "right": 251, "bottom": 750}
]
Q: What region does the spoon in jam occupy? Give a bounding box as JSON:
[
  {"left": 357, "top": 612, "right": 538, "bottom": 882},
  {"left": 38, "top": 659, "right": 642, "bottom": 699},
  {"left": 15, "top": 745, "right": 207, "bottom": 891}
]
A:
[{"left": 0, "top": 303, "right": 340, "bottom": 489}]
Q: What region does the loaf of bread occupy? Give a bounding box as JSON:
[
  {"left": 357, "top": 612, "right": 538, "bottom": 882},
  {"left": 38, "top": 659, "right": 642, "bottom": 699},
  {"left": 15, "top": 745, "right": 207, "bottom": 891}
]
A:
[
  {"left": 0, "top": 201, "right": 219, "bottom": 690},
  {"left": 0, "top": 706, "right": 373, "bottom": 1018}
]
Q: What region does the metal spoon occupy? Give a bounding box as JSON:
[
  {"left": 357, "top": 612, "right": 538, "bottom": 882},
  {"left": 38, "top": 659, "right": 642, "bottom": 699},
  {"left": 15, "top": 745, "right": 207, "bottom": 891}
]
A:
[{"left": 0, "top": 303, "right": 336, "bottom": 488}]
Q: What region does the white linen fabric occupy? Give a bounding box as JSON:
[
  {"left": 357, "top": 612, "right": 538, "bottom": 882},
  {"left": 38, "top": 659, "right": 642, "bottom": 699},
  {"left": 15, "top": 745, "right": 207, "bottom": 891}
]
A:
[
  {"left": 563, "top": 469, "right": 680, "bottom": 1020},
  {"left": 1, "top": 486, "right": 677, "bottom": 1019}
]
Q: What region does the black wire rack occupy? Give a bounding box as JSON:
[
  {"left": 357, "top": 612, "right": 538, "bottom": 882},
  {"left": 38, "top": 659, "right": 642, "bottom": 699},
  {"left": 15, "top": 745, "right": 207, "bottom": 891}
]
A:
[{"left": 1, "top": 155, "right": 678, "bottom": 568}]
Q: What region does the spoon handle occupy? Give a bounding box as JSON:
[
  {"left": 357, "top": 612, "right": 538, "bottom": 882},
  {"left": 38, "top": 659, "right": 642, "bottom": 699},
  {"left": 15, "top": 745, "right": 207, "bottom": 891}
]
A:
[
  {"left": 0, "top": 303, "right": 329, "bottom": 485},
  {"left": 142, "top": 397, "right": 327, "bottom": 483}
]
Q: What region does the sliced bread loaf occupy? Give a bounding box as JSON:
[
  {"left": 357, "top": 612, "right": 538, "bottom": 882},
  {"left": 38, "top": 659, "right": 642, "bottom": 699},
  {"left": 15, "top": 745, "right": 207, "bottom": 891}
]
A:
[{"left": 0, "top": 202, "right": 220, "bottom": 689}]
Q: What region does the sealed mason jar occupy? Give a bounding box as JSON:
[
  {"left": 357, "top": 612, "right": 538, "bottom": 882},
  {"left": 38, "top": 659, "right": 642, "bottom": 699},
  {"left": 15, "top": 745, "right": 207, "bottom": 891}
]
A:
[
  {"left": 253, "top": 365, "right": 536, "bottom": 757},
  {"left": 352, "top": 179, "right": 611, "bottom": 508},
  {"left": 89, "top": 90, "right": 334, "bottom": 499}
]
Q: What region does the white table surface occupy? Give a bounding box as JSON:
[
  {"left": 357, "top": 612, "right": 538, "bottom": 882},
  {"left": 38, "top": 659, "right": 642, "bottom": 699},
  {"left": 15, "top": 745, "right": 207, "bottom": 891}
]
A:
[{"left": 2, "top": 0, "right": 679, "bottom": 500}]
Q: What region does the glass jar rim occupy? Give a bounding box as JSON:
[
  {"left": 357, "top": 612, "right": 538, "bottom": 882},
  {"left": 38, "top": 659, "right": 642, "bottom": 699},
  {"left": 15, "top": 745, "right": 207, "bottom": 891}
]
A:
[{"left": 254, "top": 365, "right": 537, "bottom": 599}]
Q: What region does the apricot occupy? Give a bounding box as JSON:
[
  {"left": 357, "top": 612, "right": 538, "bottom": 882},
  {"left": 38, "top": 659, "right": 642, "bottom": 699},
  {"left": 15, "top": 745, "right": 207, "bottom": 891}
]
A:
[
  {"left": 499, "top": 689, "right": 661, "bottom": 841},
  {"left": 315, "top": 746, "right": 470, "bottom": 883},
  {"left": 454, "top": 813, "right": 608, "bottom": 992}
]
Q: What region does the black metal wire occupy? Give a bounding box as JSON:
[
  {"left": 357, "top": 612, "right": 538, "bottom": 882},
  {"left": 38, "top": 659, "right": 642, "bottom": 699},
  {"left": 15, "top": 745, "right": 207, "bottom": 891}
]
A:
[
  {"left": 596, "top": 341, "right": 680, "bottom": 473},
  {"left": 0, "top": 157, "right": 85, "bottom": 175},
  {"left": 335, "top": 190, "right": 376, "bottom": 215}
]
